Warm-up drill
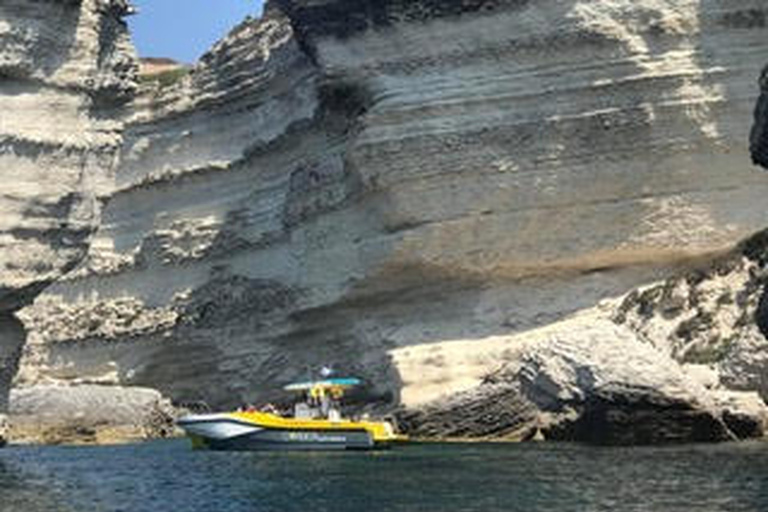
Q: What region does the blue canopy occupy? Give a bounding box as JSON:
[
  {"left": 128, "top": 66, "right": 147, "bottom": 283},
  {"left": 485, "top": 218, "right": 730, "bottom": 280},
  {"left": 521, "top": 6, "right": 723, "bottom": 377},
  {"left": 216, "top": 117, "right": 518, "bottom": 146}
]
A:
[{"left": 283, "top": 378, "right": 362, "bottom": 391}]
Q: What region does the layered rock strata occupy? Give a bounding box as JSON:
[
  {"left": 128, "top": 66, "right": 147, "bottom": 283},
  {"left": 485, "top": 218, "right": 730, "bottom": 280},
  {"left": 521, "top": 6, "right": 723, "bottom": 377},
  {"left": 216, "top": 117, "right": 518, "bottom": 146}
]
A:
[
  {"left": 399, "top": 314, "right": 768, "bottom": 443},
  {"left": 0, "top": 0, "right": 137, "bottom": 443},
  {"left": 12, "top": 0, "right": 768, "bottom": 443}
]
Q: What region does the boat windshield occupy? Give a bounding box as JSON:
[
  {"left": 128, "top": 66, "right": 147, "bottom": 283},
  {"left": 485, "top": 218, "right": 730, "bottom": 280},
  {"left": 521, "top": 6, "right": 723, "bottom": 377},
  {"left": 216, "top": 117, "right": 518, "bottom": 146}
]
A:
[{"left": 284, "top": 378, "right": 361, "bottom": 420}]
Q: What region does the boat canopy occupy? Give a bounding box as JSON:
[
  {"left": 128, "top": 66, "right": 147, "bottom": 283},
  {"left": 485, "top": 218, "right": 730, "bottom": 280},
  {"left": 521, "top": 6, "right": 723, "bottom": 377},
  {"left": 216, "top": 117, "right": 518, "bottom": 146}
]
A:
[{"left": 283, "top": 378, "right": 362, "bottom": 392}]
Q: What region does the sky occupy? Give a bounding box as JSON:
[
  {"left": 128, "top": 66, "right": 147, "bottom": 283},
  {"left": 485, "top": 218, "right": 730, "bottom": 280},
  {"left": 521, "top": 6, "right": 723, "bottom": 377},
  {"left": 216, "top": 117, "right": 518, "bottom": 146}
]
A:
[{"left": 128, "top": 0, "right": 265, "bottom": 64}]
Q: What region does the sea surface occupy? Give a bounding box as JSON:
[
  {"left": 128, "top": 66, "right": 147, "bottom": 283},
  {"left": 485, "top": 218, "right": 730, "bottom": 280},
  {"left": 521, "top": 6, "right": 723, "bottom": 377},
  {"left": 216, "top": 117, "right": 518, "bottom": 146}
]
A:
[{"left": 1, "top": 440, "right": 767, "bottom": 512}]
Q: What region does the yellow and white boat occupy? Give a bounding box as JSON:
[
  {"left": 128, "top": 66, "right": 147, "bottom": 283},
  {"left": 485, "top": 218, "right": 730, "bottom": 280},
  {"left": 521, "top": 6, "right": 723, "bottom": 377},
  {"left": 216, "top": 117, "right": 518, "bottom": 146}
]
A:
[{"left": 177, "top": 378, "right": 407, "bottom": 451}]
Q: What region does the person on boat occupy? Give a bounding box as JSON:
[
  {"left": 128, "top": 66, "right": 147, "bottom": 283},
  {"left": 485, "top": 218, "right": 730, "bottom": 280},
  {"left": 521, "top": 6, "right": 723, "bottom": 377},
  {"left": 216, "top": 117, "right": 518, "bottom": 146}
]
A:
[
  {"left": 261, "top": 403, "right": 278, "bottom": 415},
  {"left": 320, "top": 393, "right": 331, "bottom": 417}
]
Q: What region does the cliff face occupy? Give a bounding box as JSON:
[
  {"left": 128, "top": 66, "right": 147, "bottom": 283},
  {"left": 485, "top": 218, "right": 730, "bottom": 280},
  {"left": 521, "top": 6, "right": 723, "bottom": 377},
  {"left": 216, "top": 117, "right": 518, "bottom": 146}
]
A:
[
  {"left": 752, "top": 65, "right": 768, "bottom": 168},
  {"left": 0, "top": 0, "right": 135, "bottom": 310},
  {"left": 13, "top": 0, "right": 768, "bottom": 431},
  {"left": 0, "top": 0, "right": 136, "bottom": 438}
]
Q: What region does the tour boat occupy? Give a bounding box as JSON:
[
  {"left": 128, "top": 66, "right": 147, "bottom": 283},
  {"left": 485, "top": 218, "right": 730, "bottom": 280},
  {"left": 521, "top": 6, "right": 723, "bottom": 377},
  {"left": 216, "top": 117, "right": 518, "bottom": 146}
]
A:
[{"left": 177, "top": 378, "right": 407, "bottom": 451}]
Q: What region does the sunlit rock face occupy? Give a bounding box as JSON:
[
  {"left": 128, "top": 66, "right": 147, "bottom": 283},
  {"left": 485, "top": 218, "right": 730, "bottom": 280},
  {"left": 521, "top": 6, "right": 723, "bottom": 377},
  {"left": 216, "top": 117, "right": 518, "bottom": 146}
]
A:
[
  {"left": 398, "top": 316, "right": 767, "bottom": 444},
  {"left": 0, "top": 0, "right": 136, "bottom": 435},
  {"left": 15, "top": 0, "right": 768, "bottom": 420},
  {"left": 0, "top": 0, "right": 136, "bottom": 310}
]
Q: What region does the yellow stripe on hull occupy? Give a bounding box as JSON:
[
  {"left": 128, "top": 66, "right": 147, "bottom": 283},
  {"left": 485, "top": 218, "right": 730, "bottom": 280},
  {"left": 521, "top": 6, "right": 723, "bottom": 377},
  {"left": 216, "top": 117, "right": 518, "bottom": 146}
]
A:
[{"left": 228, "top": 411, "right": 407, "bottom": 444}]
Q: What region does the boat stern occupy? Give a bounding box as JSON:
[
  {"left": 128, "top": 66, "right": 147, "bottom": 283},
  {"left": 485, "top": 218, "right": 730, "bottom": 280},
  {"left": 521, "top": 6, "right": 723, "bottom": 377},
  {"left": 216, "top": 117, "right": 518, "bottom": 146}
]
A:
[{"left": 366, "top": 419, "right": 410, "bottom": 446}]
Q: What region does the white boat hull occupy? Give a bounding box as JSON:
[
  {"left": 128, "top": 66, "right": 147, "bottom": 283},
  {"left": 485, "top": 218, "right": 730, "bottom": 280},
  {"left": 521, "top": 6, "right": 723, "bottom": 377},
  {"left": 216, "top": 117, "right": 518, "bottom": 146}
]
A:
[
  {"left": 177, "top": 414, "right": 264, "bottom": 440},
  {"left": 177, "top": 413, "right": 377, "bottom": 451}
]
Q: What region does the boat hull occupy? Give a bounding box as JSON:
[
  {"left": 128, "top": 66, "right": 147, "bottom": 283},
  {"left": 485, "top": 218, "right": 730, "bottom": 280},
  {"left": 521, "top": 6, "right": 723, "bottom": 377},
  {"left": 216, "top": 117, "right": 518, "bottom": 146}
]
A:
[
  {"left": 196, "top": 429, "right": 376, "bottom": 451},
  {"left": 178, "top": 414, "right": 386, "bottom": 451}
]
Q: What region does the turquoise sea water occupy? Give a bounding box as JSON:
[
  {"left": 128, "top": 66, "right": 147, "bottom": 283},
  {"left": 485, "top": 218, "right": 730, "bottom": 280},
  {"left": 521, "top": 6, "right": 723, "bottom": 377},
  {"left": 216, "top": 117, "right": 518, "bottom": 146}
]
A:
[{"left": 1, "top": 440, "right": 767, "bottom": 512}]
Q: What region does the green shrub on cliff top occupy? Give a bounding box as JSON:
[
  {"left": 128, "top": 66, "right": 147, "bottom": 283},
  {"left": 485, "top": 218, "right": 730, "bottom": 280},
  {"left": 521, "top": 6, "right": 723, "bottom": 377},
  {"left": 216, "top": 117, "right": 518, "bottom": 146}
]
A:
[{"left": 139, "top": 67, "right": 190, "bottom": 89}]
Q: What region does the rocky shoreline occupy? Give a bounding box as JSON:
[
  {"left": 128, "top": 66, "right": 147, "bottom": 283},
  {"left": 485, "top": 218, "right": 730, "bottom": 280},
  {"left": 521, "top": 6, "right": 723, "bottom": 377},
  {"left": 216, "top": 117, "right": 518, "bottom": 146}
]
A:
[
  {"left": 4, "top": 385, "right": 178, "bottom": 446},
  {"left": 398, "top": 318, "right": 768, "bottom": 445},
  {"left": 397, "top": 228, "right": 768, "bottom": 445}
]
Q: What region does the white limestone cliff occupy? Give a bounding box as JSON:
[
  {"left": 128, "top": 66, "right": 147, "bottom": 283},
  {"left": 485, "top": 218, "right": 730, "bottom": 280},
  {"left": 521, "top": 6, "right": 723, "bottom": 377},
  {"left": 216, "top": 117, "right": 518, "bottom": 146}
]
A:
[
  {"left": 8, "top": 0, "right": 768, "bottom": 443},
  {"left": 0, "top": 0, "right": 137, "bottom": 441}
]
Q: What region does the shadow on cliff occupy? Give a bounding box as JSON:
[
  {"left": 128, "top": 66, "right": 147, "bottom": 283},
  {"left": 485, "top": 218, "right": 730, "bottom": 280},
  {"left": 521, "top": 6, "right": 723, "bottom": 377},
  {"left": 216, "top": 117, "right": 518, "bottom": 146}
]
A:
[
  {"left": 69, "top": 62, "right": 385, "bottom": 411},
  {"left": 4, "top": 3, "right": 83, "bottom": 80},
  {"left": 751, "top": 66, "right": 768, "bottom": 167},
  {"left": 0, "top": 315, "right": 26, "bottom": 416},
  {"left": 123, "top": 271, "right": 405, "bottom": 413}
]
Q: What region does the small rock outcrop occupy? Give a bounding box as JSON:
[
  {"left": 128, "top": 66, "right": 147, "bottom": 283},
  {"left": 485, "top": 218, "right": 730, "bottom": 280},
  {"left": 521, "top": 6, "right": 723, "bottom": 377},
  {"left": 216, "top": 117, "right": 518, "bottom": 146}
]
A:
[{"left": 8, "top": 385, "right": 177, "bottom": 445}]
